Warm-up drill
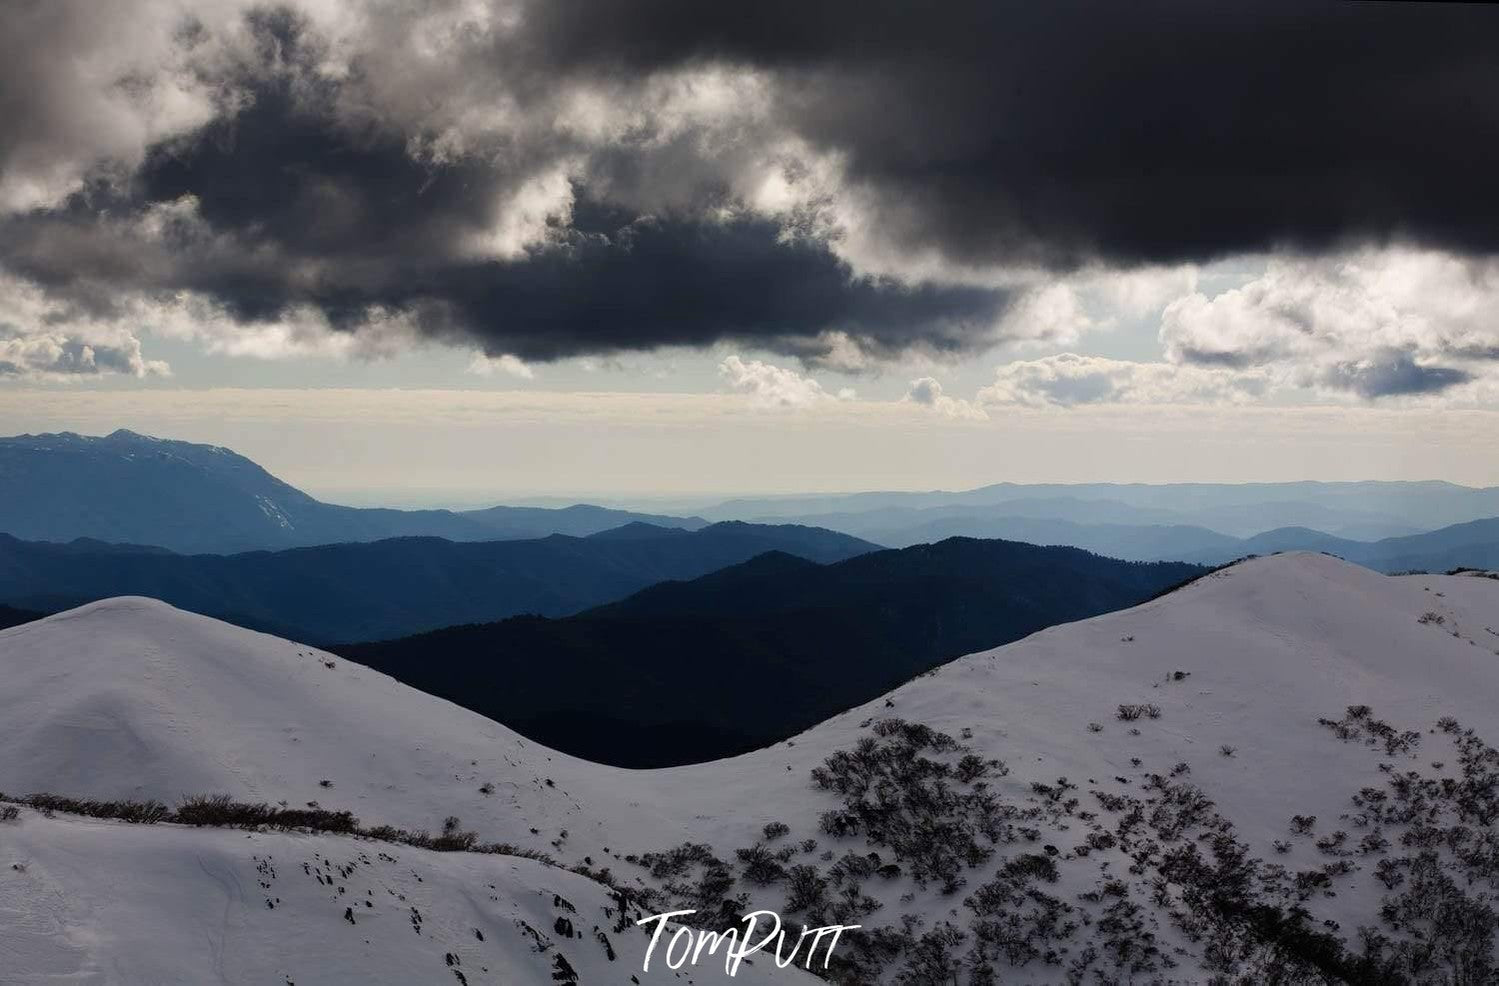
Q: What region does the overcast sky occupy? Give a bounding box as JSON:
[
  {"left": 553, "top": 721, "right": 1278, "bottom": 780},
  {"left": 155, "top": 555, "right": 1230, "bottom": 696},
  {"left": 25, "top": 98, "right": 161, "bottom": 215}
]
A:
[{"left": 3, "top": 0, "right": 1499, "bottom": 502}]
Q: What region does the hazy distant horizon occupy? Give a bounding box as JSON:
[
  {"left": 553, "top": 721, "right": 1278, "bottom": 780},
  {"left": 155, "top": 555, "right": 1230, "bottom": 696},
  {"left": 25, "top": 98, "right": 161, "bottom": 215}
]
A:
[
  {"left": 9, "top": 390, "right": 1499, "bottom": 502},
  {"left": 310, "top": 477, "right": 1499, "bottom": 515},
  {"left": 9, "top": 416, "right": 1497, "bottom": 513}
]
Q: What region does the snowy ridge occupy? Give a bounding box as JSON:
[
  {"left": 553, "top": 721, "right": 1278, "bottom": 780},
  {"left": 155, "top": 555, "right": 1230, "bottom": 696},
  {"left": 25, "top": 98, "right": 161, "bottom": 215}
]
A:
[
  {"left": 0, "top": 595, "right": 659, "bottom": 856},
  {"left": 4, "top": 553, "right": 1499, "bottom": 981}
]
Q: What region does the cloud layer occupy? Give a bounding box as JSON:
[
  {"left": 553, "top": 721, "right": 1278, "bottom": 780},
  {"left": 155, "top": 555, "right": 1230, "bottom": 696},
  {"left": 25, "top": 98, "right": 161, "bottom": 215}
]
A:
[
  {"left": 979, "top": 354, "right": 1266, "bottom": 408},
  {"left": 1162, "top": 250, "right": 1499, "bottom": 398},
  {"left": 1, "top": 1, "right": 1497, "bottom": 379}
]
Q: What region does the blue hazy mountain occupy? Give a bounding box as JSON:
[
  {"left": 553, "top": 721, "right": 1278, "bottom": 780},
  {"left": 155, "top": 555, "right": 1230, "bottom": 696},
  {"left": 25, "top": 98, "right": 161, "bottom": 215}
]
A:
[
  {"left": 0, "top": 522, "right": 878, "bottom": 644},
  {"left": 0, "top": 431, "right": 706, "bottom": 553},
  {"left": 1169, "top": 519, "right": 1499, "bottom": 572},
  {"left": 883, "top": 515, "right": 1499, "bottom": 572},
  {"left": 705, "top": 481, "right": 1499, "bottom": 539},
  {"left": 693, "top": 488, "right": 1499, "bottom": 572},
  {"left": 830, "top": 511, "right": 1243, "bottom": 559},
  {"left": 1340, "top": 518, "right": 1499, "bottom": 574},
  {"left": 9, "top": 429, "right": 1497, "bottom": 575}
]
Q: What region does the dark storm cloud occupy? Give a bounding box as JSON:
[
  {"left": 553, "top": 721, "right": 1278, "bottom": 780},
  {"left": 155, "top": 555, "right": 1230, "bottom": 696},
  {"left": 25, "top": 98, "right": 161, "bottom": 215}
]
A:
[
  {"left": 0, "top": 3, "right": 1021, "bottom": 363},
  {"left": 0, "top": 77, "right": 1004, "bottom": 363},
  {"left": 426, "top": 214, "right": 1010, "bottom": 362},
  {"left": 526, "top": 0, "right": 1499, "bottom": 265},
  {"left": 0, "top": 4, "right": 1013, "bottom": 362},
  {"left": 1, "top": 0, "right": 1497, "bottom": 364}
]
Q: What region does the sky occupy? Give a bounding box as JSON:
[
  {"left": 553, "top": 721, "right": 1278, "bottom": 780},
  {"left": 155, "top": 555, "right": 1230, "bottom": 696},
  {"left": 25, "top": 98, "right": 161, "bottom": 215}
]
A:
[{"left": 2, "top": 0, "right": 1499, "bottom": 503}]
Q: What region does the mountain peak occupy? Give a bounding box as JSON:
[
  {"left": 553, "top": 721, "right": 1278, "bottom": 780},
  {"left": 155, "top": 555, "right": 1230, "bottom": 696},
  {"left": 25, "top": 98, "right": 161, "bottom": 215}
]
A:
[{"left": 584, "top": 521, "right": 691, "bottom": 540}]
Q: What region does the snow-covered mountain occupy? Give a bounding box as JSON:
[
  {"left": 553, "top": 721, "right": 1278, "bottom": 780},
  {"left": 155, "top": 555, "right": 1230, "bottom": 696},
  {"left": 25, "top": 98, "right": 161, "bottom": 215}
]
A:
[{"left": 4, "top": 553, "right": 1499, "bottom": 982}]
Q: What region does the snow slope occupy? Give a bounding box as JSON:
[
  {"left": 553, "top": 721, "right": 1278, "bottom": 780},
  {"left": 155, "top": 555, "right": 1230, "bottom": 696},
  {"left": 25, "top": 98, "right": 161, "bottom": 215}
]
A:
[
  {"left": 4, "top": 553, "right": 1499, "bottom": 981},
  {"left": 0, "top": 808, "right": 807, "bottom": 985},
  {"left": 0, "top": 595, "right": 656, "bottom": 858}
]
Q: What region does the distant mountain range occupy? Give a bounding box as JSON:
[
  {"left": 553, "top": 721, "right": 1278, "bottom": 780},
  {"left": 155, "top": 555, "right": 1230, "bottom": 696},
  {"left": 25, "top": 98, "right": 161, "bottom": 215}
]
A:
[
  {"left": 7, "top": 429, "right": 1499, "bottom": 576},
  {"left": 0, "top": 522, "right": 877, "bottom": 643},
  {"left": 806, "top": 511, "right": 1499, "bottom": 573},
  {"left": 832, "top": 511, "right": 1243, "bottom": 560},
  {"left": 704, "top": 480, "right": 1499, "bottom": 538},
  {"left": 337, "top": 538, "right": 1203, "bottom": 766},
  {"left": 0, "top": 430, "right": 706, "bottom": 553},
  {"left": 1248, "top": 517, "right": 1499, "bottom": 575}
]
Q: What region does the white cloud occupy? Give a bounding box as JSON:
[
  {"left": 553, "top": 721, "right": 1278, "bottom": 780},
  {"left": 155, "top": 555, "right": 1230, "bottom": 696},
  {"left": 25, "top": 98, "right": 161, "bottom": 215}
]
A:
[
  {"left": 1160, "top": 248, "right": 1499, "bottom": 398},
  {"left": 993, "top": 283, "right": 1095, "bottom": 349},
  {"left": 1083, "top": 264, "right": 1200, "bottom": 320},
  {"left": 718, "top": 354, "right": 851, "bottom": 408},
  {"left": 464, "top": 162, "right": 578, "bottom": 260},
  {"left": 0, "top": 272, "right": 170, "bottom": 380},
  {"left": 0, "top": 331, "right": 169, "bottom": 381},
  {"left": 978, "top": 353, "right": 1266, "bottom": 407},
  {"left": 903, "top": 376, "right": 988, "bottom": 420},
  {"left": 466, "top": 352, "right": 536, "bottom": 379},
  {"left": 796, "top": 330, "right": 876, "bottom": 374}
]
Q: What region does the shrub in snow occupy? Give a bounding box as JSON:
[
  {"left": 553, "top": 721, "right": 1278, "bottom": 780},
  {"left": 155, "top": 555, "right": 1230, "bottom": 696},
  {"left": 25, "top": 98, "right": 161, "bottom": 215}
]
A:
[
  {"left": 628, "top": 706, "right": 1499, "bottom": 984},
  {"left": 785, "top": 863, "right": 830, "bottom": 915},
  {"left": 175, "top": 794, "right": 357, "bottom": 833},
  {"left": 734, "top": 843, "right": 787, "bottom": 885},
  {"left": 23, "top": 793, "right": 169, "bottom": 824},
  {"left": 1319, "top": 705, "right": 1422, "bottom": 756},
  {"left": 762, "top": 820, "right": 790, "bottom": 841},
  {"left": 811, "top": 718, "right": 1010, "bottom": 892},
  {"left": 1116, "top": 703, "right": 1162, "bottom": 722},
  {"left": 896, "top": 923, "right": 967, "bottom": 985}
]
